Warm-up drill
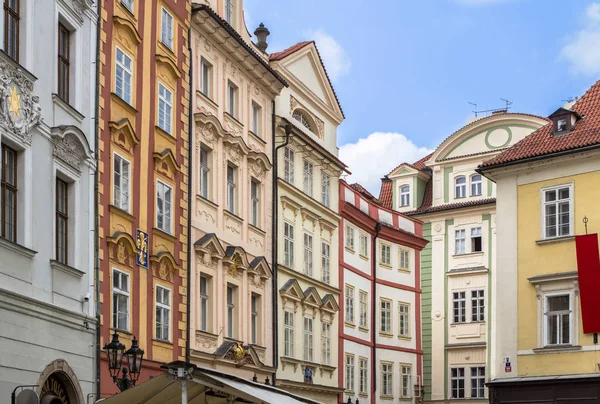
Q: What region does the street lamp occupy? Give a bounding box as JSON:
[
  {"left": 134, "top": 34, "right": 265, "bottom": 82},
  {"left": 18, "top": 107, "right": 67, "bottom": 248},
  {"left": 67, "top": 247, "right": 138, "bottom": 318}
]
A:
[{"left": 103, "top": 332, "right": 144, "bottom": 391}]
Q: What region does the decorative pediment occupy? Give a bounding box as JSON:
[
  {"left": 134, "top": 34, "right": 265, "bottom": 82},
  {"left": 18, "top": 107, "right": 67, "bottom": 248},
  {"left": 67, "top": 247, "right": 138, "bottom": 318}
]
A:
[
  {"left": 156, "top": 53, "right": 182, "bottom": 80},
  {"left": 321, "top": 294, "right": 339, "bottom": 313},
  {"left": 194, "top": 233, "right": 226, "bottom": 258},
  {"left": 303, "top": 287, "right": 322, "bottom": 308},
  {"left": 215, "top": 341, "right": 261, "bottom": 368},
  {"left": 223, "top": 134, "right": 251, "bottom": 164},
  {"left": 249, "top": 256, "right": 272, "bottom": 288},
  {"left": 281, "top": 195, "right": 301, "bottom": 217},
  {"left": 153, "top": 149, "right": 180, "bottom": 180},
  {"left": 300, "top": 207, "right": 320, "bottom": 227},
  {"left": 106, "top": 232, "right": 137, "bottom": 268},
  {"left": 51, "top": 125, "right": 93, "bottom": 170},
  {"left": 109, "top": 118, "right": 140, "bottom": 153},
  {"left": 247, "top": 152, "right": 272, "bottom": 180},
  {"left": 279, "top": 279, "right": 304, "bottom": 301},
  {"left": 195, "top": 119, "right": 222, "bottom": 149},
  {"left": 149, "top": 251, "right": 179, "bottom": 282},
  {"left": 113, "top": 15, "right": 142, "bottom": 46},
  {"left": 224, "top": 246, "right": 250, "bottom": 278}
]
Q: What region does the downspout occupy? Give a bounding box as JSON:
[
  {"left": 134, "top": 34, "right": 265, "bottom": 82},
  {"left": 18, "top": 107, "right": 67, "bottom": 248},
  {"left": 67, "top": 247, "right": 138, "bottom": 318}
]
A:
[
  {"left": 272, "top": 116, "right": 292, "bottom": 385},
  {"left": 94, "top": 0, "right": 102, "bottom": 399},
  {"left": 185, "top": 21, "right": 194, "bottom": 363},
  {"left": 371, "top": 223, "right": 382, "bottom": 404}
]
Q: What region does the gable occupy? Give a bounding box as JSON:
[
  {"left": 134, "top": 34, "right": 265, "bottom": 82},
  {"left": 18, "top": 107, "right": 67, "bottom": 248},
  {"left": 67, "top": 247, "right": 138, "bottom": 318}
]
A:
[
  {"left": 388, "top": 164, "right": 419, "bottom": 178},
  {"left": 287, "top": 54, "right": 328, "bottom": 103}
]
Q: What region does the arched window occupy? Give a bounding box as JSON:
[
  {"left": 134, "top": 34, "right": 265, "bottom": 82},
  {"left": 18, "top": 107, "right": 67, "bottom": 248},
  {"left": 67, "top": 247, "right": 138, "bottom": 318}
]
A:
[
  {"left": 400, "top": 185, "right": 410, "bottom": 207},
  {"left": 292, "top": 109, "right": 314, "bottom": 133},
  {"left": 470, "top": 174, "right": 482, "bottom": 196},
  {"left": 455, "top": 176, "right": 466, "bottom": 199}
]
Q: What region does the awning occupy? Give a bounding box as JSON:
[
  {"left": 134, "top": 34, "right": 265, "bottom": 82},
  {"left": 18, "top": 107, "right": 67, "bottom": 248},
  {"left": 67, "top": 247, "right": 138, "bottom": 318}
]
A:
[{"left": 97, "top": 362, "right": 324, "bottom": 404}]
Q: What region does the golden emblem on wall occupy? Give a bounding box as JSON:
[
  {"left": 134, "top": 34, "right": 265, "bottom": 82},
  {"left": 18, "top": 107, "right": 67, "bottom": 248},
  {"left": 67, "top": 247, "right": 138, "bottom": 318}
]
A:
[{"left": 8, "top": 84, "right": 21, "bottom": 119}]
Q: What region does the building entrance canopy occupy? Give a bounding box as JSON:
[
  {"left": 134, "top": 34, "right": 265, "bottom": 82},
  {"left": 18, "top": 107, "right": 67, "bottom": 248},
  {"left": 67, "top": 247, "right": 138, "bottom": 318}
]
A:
[{"left": 97, "top": 362, "right": 324, "bottom": 404}]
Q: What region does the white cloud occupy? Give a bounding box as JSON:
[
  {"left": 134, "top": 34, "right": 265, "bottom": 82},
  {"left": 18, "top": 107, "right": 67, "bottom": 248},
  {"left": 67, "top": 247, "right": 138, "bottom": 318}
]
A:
[
  {"left": 304, "top": 30, "right": 350, "bottom": 82},
  {"left": 339, "top": 132, "right": 433, "bottom": 196},
  {"left": 562, "top": 2, "right": 600, "bottom": 75}
]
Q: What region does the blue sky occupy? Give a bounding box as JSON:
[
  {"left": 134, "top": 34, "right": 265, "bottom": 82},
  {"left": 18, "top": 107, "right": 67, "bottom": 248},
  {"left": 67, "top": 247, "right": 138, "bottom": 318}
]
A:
[{"left": 245, "top": 0, "right": 600, "bottom": 193}]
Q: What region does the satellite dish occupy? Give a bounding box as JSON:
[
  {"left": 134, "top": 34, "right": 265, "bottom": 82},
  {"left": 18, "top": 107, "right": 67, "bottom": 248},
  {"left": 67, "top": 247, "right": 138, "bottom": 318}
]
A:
[{"left": 16, "top": 389, "right": 39, "bottom": 404}]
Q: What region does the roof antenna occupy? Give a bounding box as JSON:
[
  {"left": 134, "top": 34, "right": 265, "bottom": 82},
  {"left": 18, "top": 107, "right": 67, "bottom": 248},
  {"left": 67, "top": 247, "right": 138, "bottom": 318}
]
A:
[
  {"left": 468, "top": 102, "right": 478, "bottom": 118},
  {"left": 500, "top": 98, "right": 513, "bottom": 111}
]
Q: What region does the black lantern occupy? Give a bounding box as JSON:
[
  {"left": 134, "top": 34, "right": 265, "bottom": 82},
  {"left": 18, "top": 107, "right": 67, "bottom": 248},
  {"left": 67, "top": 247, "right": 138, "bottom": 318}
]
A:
[
  {"left": 346, "top": 397, "right": 352, "bottom": 404},
  {"left": 103, "top": 333, "right": 144, "bottom": 391},
  {"left": 355, "top": 399, "right": 360, "bottom": 404}
]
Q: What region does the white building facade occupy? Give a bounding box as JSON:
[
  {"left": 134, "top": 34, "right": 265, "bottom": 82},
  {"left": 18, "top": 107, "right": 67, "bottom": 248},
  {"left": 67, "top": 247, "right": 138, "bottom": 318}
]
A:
[{"left": 0, "top": 1, "right": 98, "bottom": 403}]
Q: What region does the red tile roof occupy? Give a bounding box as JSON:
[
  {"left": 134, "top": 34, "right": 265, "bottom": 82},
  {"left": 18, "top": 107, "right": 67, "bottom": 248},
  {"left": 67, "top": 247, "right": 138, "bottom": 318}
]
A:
[
  {"left": 481, "top": 79, "right": 600, "bottom": 168},
  {"left": 269, "top": 41, "right": 345, "bottom": 118},
  {"left": 349, "top": 183, "right": 377, "bottom": 201},
  {"left": 413, "top": 152, "right": 433, "bottom": 170},
  {"left": 405, "top": 197, "right": 496, "bottom": 216},
  {"left": 378, "top": 178, "right": 393, "bottom": 209}
]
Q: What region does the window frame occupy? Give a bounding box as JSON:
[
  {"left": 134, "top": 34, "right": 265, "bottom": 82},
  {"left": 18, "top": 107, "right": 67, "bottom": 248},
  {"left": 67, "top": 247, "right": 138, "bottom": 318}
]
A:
[
  {"left": 303, "top": 232, "right": 313, "bottom": 277},
  {"left": 321, "top": 322, "right": 331, "bottom": 365},
  {"left": 345, "top": 225, "right": 355, "bottom": 251},
  {"left": 359, "top": 357, "right": 368, "bottom": 395},
  {"left": 380, "top": 242, "right": 391, "bottom": 266},
  {"left": 199, "top": 274, "right": 209, "bottom": 332},
  {"left": 453, "top": 291, "right": 466, "bottom": 324},
  {"left": 380, "top": 298, "right": 392, "bottom": 335},
  {"left": 226, "top": 285, "right": 235, "bottom": 339},
  {"left": 113, "top": 152, "right": 131, "bottom": 212},
  {"left": 359, "top": 232, "right": 368, "bottom": 257},
  {"left": 450, "top": 367, "right": 466, "bottom": 399},
  {"left": 381, "top": 361, "right": 393, "bottom": 397},
  {"left": 251, "top": 293, "right": 259, "bottom": 345},
  {"left": 455, "top": 229, "right": 466, "bottom": 255},
  {"left": 400, "top": 185, "right": 410, "bottom": 207},
  {"left": 199, "top": 145, "right": 210, "bottom": 200},
  {"left": 455, "top": 176, "right": 467, "bottom": 199},
  {"left": 541, "top": 184, "right": 573, "bottom": 239},
  {"left": 303, "top": 316, "right": 313, "bottom": 362},
  {"left": 471, "top": 289, "right": 485, "bottom": 322},
  {"left": 55, "top": 177, "right": 69, "bottom": 264},
  {"left": 1, "top": 144, "right": 17, "bottom": 242},
  {"left": 224, "top": 0, "right": 234, "bottom": 24},
  {"left": 401, "top": 364, "right": 412, "bottom": 398},
  {"left": 543, "top": 292, "right": 572, "bottom": 346},
  {"left": 158, "top": 82, "right": 173, "bottom": 134},
  {"left": 160, "top": 7, "right": 174, "bottom": 49},
  {"left": 226, "top": 80, "right": 238, "bottom": 118},
  {"left": 303, "top": 159, "right": 314, "bottom": 196},
  {"left": 399, "top": 248, "right": 410, "bottom": 272},
  {"left": 115, "top": 46, "right": 133, "bottom": 104},
  {"left": 57, "top": 22, "right": 71, "bottom": 103},
  {"left": 359, "top": 290, "right": 368, "bottom": 329},
  {"left": 250, "top": 178, "right": 260, "bottom": 227},
  {"left": 321, "top": 241, "right": 330, "bottom": 284},
  {"left": 283, "top": 310, "right": 295, "bottom": 357},
  {"left": 283, "top": 221, "right": 294, "bottom": 268},
  {"left": 226, "top": 163, "right": 237, "bottom": 214},
  {"left": 199, "top": 58, "right": 212, "bottom": 98},
  {"left": 156, "top": 180, "right": 173, "bottom": 234},
  {"left": 321, "top": 171, "right": 330, "bottom": 207},
  {"left": 470, "top": 174, "right": 482, "bottom": 196},
  {"left": 4, "top": 0, "right": 20, "bottom": 62},
  {"left": 345, "top": 354, "right": 355, "bottom": 392},
  {"left": 470, "top": 227, "right": 482, "bottom": 253},
  {"left": 155, "top": 285, "right": 171, "bottom": 341},
  {"left": 398, "top": 302, "right": 410, "bottom": 338},
  {"left": 120, "top": 0, "right": 134, "bottom": 13},
  {"left": 112, "top": 268, "right": 130, "bottom": 331},
  {"left": 345, "top": 284, "right": 355, "bottom": 324},
  {"left": 250, "top": 102, "right": 261, "bottom": 136},
  {"left": 470, "top": 366, "right": 486, "bottom": 399},
  {"left": 283, "top": 146, "right": 294, "bottom": 184}
]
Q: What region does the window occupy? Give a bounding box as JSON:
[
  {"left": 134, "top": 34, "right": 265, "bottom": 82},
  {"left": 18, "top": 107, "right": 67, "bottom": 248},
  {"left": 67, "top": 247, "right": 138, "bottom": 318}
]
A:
[
  {"left": 224, "top": 0, "right": 234, "bottom": 24},
  {"left": 557, "top": 118, "right": 568, "bottom": 132},
  {"left": 399, "top": 249, "right": 409, "bottom": 271},
  {"left": 345, "top": 225, "right": 355, "bottom": 250},
  {"left": 451, "top": 367, "right": 465, "bottom": 399},
  {"left": 113, "top": 154, "right": 130, "bottom": 211},
  {"left": 380, "top": 243, "right": 391, "bottom": 266},
  {"left": 284, "top": 311, "right": 294, "bottom": 357},
  {"left": 345, "top": 285, "right": 355, "bottom": 323},
  {"left": 303, "top": 233, "right": 313, "bottom": 276},
  {"left": 401, "top": 365, "right": 412, "bottom": 398},
  {"left": 543, "top": 185, "right": 572, "bottom": 238},
  {"left": 155, "top": 285, "right": 171, "bottom": 341},
  {"left": 471, "top": 174, "right": 482, "bottom": 196},
  {"left": 1, "top": 144, "right": 17, "bottom": 242},
  {"left": 470, "top": 367, "right": 486, "bottom": 398},
  {"left": 250, "top": 179, "right": 260, "bottom": 227},
  {"left": 161, "top": 8, "right": 173, "bottom": 49},
  {"left": 226, "top": 285, "right": 235, "bottom": 338},
  {"left": 251, "top": 294, "right": 259, "bottom": 344},
  {"left": 251, "top": 102, "right": 260, "bottom": 135},
  {"left": 381, "top": 362, "right": 393, "bottom": 397},
  {"left": 471, "top": 290, "right": 485, "bottom": 322},
  {"left": 199, "top": 146, "right": 210, "bottom": 199},
  {"left": 293, "top": 110, "right": 313, "bottom": 132},
  {"left": 284, "top": 222, "right": 294, "bottom": 268},
  {"left": 226, "top": 164, "right": 236, "bottom": 214},
  {"left": 115, "top": 47, "right": 133, "bottom": 104},
  {"left": 226, "top": 80, "right": 237, "bottom": 117},
  {"left": 4, "top": 0, "right": 19, "bottom": 61},
  {"left": 284, "top": 147, "right": 294, "bottom": 184},
  {"left": 321, "top": 172, "right": 330, "bottom": 207},
  {"left": 471, "top": 227, "right": 482, "bottom": 252},
  {"left": 57, "top": 23, "right": 70, "bottom": 102},
  {"left": 453, "top": 291, "right": 466, "bottom": 323},
  {"left": 121, "top": 0, "right": 133, "bottom": 12},
  {"left": 199, "top": 275, "right": 209, "bottom": 332},
  {"left": 303, "top": 160, "right": 313, "bottom": 196},
  {"left": 321, "top": 242, "right": 330, "bottom": 284},
  {"left": 359, "top": 233, "right": 368, "bottom": 257},
  {"left": 455, "top": 176, "right": 466, "bottom": 199},
  {"left": 380, "top": 299, "right": 391, "bottom": 334},
  {"left": 359, "top": 358, "right": 368, "bottom": 394},
  {"left": 321, "top": 322, "right": 331, "bottom": 365},
  {"left": 400, "top": 185, "right": 410, "bottom": 207},
  {"left": 55, "top": 178, "right": 69, "bottom": 264},
  {"left": 199, "top": 58, "right": 212, "bottom": 98},
  {"left": 158, "top": 83, "right": 173, "bottom": 134},
  {"left": 156, "top": 181, "right": 172, "bottom": 233},
  {"left": 455, "top": 229, "right": 466, "bottom": 255},
  {"left": 345, "top": 355, "right": 355, "bottom": 391},
  {"left": 359, "top": 291, "right": 368, "bottom": 329},
  {"left": 303, "top": 317, "right": 313, "bottom": 361},
  {"left": 399, "top": 303, "right": 410, "bottom": 337},
  {"left": 545, "top": 294, "right": 571, "bottom": 345},
  {"left": 112, "top": 269, "right": 130, "bottom": 331}
]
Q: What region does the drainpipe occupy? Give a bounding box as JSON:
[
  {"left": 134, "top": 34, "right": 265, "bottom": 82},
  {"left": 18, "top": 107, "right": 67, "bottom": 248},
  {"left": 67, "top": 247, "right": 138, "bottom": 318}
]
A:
[
  {"left": 93, "top": 0, "right": 102, "bottom": 399},
  {"left": 185, "top": 21, "right": 194, "bottom": 363},
  {"left": 272, "top": 114, "right": 293, "bottom": 385},
  {"left": 371, "top": 223, "right": 382, "bottom": 404}
]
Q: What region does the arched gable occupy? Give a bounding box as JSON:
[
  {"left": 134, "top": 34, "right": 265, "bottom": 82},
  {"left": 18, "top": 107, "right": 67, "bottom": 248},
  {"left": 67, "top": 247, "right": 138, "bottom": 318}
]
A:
[
  {"left": 150, "top": 250, "right": 179, "bottom": 282},
  {"left": 106, "top": 231, "right": 137, "bottom": 268},
  {"left": 109, "top": 118, "right": 139, "bottom": 154}
]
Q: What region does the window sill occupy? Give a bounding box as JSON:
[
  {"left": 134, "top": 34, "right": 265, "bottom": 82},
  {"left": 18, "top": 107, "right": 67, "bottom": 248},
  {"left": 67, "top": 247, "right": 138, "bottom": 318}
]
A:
[
  {"left": 52, "top": 94, "right": 84, "bottom": 123},
  {"left": 111, "top": 92, "right": 137, "bottom": 114},
  {"left": 0, "top": 237, "right": 37, "bottom": 258},
  {"left": 536, "top": 236, "right": 574, "bottom": 245},
  {"left": 153, "top": 338, "right": 173, "bottom": 347},
  {"left": 224, "top": 209, "right": 244, "bottom": 223},
  {"left": 152, "top": 227, "right": 177, "bottom": 243},
  {"left": 345, "top": 247, "right": 355, "bottom": 254},
  {"left": 359, "top": 326, "right": 369, "bottom": 333},
  {"left": 50, "top": 260, "right": 85, "bottom": 279},
  {"left": 358, "top": 393, "right": 368, "bottom": 397},
  {"left": 359, "top": 254, "right": 369, "bottom": 261},
  {"left": 380, "top": 263, "right": 392, "bottom": 269},
  {"left": 197, "top": 194, "right": 218, "bottom": 208},
  {"left": 117, "top": 1, "right": 137, "bottom": 21},
  {"left": 158, "top": 40, "right": 175, "bottom": 57},
  {"left": 249, "top": 130, "right": 266, "bottom": 145},
  {"left": 398, "top": 268, "right": 411, "bottom": 274},
  {"left": 533, "top": 344, "right": 581, "bottom": 354},
  {"left": 379, "top": 332, "right": 393, "bottom": 338},
  {"left": 249, "top": 223, "right": 266, "bottom": 235},
  {"left": 280, "top": 356, "right": 302, "bottom": 371},
  {"left": 110, "top": 328, "right": 133, "bottom": 336},
  {"left": 224, "top": 111, "right": 244, "bottom": 131},
  {"left": 344, "top": 321, "right": 356, "bottom": 328},
  {"left": 155, "top": 125, "right": 174, "bottom": 139},
  {"left": 109, "top": 205, "right": 135, "bottom": 221},
  {"left": 453, "top": 251, "right": 484, "bottom": 258},
  {"left": 380, "top": 395, "right": 394, "bottom": 400},
  {"left": 398, "top": 335, "right": 412, "bottom": 341},
  {"left": 196, "top": 90, "right": 219, "bottom": 109}
]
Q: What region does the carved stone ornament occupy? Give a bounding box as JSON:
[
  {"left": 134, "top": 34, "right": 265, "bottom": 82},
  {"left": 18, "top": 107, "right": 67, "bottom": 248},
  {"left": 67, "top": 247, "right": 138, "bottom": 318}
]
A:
[
  {"left": 226, "top": 144, "right": 242, "bottom": 164},
  {"left": 53, "top": 133, "right": 86, "bottom": 169},
  {"left": 199, "top": 123, "right": 217, "bottom": 147},
  {"left": 0, "top": 61, "right": 42, "bottom": 144},
  {"left": 250, "top": 159, "right": 265, "bottom": 179},
  {"left": 158, "top": 261, "right": 169, "bottom": 280},
  {"left": 72, "top": 0, "right": 94, "bottom": 20},
  {"left": 201, "top": 251, "right": 214, "bottom": 268},
  {"left": 117, "top": 241, "right": 127, "bottom": 264}
]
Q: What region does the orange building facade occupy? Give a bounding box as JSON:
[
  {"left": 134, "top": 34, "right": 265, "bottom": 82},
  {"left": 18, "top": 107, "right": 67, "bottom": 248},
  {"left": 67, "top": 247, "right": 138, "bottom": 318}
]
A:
[{"left": 97, "top": 0, "right": 191, "bottom": 398}]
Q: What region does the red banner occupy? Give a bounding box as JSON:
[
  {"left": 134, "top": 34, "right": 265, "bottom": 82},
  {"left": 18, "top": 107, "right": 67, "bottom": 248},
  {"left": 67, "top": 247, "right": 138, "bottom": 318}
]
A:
[{"left": 575, "top": 233, "right": 600, "bottom": 334}]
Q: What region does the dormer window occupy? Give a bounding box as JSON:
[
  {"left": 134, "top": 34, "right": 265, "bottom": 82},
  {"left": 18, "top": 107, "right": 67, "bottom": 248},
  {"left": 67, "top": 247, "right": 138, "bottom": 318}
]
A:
[
  {"left": 400, "top": 185, "right": 410, "bottom": 207},
  {"left": 557, "top": 119, "right": 568, "bottom": 133},
  {"left": 549, "top": 107, "right": 580, "bottom": 136}
]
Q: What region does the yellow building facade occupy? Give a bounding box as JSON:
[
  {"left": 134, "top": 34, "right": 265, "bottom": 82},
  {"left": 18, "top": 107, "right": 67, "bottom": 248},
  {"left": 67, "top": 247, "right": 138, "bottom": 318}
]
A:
[{"left": 481, "top": 79, "right": 600, "bottom": 402}]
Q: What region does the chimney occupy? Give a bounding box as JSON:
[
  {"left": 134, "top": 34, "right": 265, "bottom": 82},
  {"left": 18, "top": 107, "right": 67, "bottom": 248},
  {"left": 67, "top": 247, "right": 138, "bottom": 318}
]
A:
[{"left": 254, "top": 23, "right": 270, "bottom": 53}]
